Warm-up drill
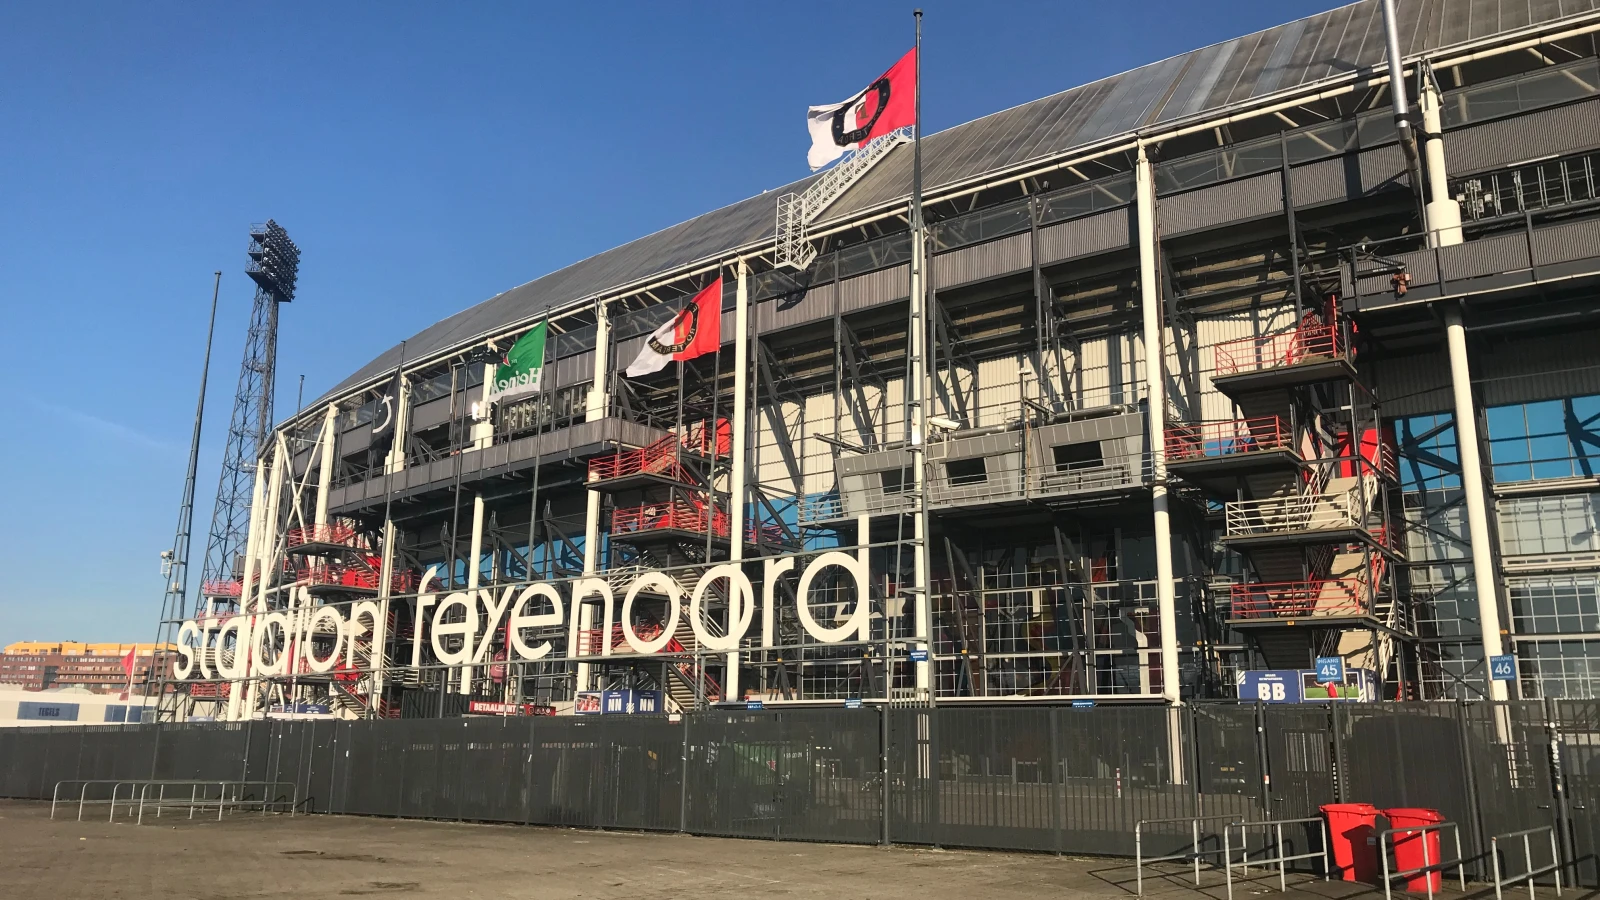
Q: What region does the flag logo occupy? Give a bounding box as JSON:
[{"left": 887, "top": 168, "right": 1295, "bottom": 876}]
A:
[
  {"left": 806, "top": 48, "right": 917, "bottom": 170},
  {"left": 647, "top": 303, "right": 701, "bottom": 356},
  {"left": 835, "top": 78, "right": 891, "bottom": 147},
  {"left": 626, "top": 278, "right": 723, "bottom": 377},
  {"left": 490, "top": 321, "right": 548, "bottom": 403}
]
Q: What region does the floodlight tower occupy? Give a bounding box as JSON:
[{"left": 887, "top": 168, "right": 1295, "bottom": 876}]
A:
[{"left": 196, "top": 221, "right": 300, "bottom": 612}]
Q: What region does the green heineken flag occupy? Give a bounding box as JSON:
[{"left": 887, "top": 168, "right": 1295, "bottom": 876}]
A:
[{"left": 490, "top": 321, "right": 547, "bottom": 403}]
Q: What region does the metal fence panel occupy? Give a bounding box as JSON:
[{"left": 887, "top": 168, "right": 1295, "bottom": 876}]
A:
[
  {"left": 337, "top": 719, "right": 406, "bottom": 817},
  {"left": 775, "top": 710, "right": 880, "bottom": 844},
  {"left": 1555, "top": 700, "right": 1600, "bottom": 887},
  {"left": 591, "top": 717, "right": 683, "bottom": 832},
  {"left": 1261, "top": 704, "right": 1337, "bottom": 818},
  {"left": 456, "top": 717, "right": 529, "bottom": 824},
  {"left": 686, "top": 711, "right": 785, "bottom": 840}
]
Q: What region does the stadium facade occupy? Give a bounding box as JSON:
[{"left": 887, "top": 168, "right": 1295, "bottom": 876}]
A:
[{"left": 164, "top": 0, "right": 1600, "bottom": 720}]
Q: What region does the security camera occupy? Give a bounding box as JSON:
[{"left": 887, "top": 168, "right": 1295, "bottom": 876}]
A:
[{"left": 928, "top": 416, "right": 961, "bottom": 431}]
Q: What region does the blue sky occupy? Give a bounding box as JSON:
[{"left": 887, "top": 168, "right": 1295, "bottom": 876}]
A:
[{"left": 0, "top": 1, "right": 1348, "bottom": 643}]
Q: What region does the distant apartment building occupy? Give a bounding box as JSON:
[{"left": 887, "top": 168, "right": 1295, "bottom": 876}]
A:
[{"left": 0, "top": 642, "right": 176, "bottom": 695}]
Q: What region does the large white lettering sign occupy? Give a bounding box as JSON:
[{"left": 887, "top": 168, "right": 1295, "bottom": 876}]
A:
[{"left": 172, "top": 551, "right": 868, "bottom": 692}]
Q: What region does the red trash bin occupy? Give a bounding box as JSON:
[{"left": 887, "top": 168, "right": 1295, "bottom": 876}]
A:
[
  {"left": 1321, "top": 803, "right": 1381, "bottom": 883},
  {"left": 1385, "top": 808, "right": 1447, "bottom": 893}
]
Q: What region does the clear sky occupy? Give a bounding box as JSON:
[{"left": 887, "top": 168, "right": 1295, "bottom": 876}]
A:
[{"left": 0, "top": 1, "right": 1350, "bottom": 643}]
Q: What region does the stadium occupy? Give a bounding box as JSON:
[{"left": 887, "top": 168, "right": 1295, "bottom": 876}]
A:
[{"left": 160, "top": 0, "right": 1600, "bottom": 722}]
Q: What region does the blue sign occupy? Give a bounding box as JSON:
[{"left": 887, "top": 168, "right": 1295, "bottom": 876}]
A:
[
  {"left": 844, "top": 698, "right": 862, "bottom": 709},
  {"left": 1490, "top": 654, "right": 1517, "bottom": 681},
  {"left": 909, "top": 649, "right": 929, "bottom": 663},
  {"left": 1315, "top": 657, "right": 1345, "bottom": 683},
  {"left": 746, "top": 700, "right": 764, "bottom": 710},
  {"left": 600, "top": 690, "right": 662, "bottom": 714},
  {"left": 1072, "top": 700, "right": 1096, "bottom": 708},
  {"left": 1238, "top": 670, "right": 1305, "bottom": 704},
  {"left": 18, "top": 702, "right": 78, "bottom": 721}
]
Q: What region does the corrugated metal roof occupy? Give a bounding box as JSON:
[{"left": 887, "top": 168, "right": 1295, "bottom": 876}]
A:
[{"left": 322, "top": 0, "right": 1600, "bottom": 403}]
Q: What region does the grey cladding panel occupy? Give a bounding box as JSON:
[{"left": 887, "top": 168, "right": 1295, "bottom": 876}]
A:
[
  {"left": 410, "top": 396, "right": 453, "bottom": 432},
  {"left": 341, "top": 424, "right": 372, "bottom": 455},
  {"left": 1533, "top": 217, "right": 1600, "bottom": 266},
  {"left": 759, "top": 281, "right": 835, "bottom": 336},
  {"left": 553, "top": 351, "right": 593, "bottom": 388},
  {"left": 932, "top": 232, "right": 1031, "bottom": 289},
  {"left": 1158, "top": 172, "right": 1283, "bottom": 236},
  {"left": 1038, "top": 209, "right": 1131, "bottom": 264},
  {"left": 837, "top": 448, "right": 915, "bottom": 476},
  {"left": 1359, "top": 144, "right": 1408, "bottom": 193},
  {"left": 1290, "top": 156, "right": 1358, "bottom": 206},
  {"left": 1035, "top": 413, "right": 1143, "bottom": 447},
  {"left": 928, "top": 430, "right": 1025, "bottom": 463},
  {"left": 838, "top": 264, "right": 909, "bottom": 314},
  {"left": 1447, "top": 99, "right": 1600, "bottom": 176}
]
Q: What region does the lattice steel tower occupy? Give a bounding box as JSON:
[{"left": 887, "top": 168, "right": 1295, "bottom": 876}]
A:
[{"left": 197, "top": 221, "right": 300, "bottom": 612}]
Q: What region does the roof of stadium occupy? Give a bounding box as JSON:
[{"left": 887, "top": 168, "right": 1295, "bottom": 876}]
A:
[{"left": 324, "top": 0, "right": 1598, "bottom": 401}]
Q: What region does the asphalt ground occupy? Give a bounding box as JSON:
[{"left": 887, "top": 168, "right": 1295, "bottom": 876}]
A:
[{"left": 0, "top": 799, "right": 1433, "bottom": 900}]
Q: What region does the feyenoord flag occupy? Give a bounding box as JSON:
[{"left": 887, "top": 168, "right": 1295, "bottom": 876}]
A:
[
  {"left": 625, "top": 278, "right": 722, "bottom": 377},
  {"left": 489, "top": 321, "right": 548, "bottom": 403},
  {"left": 806, "top": 48, "right": 917, "bottom": 171}
]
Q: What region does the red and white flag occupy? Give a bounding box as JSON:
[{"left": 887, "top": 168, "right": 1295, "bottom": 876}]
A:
[
  {"left": 121, "top": 647, "right": 137, "bottom": 680},
  {"left": 806, "top": 48, "right": 917, "bottom": 171},
  {"left": 625, "top": 278, "right": 723, "bottom": 377}
]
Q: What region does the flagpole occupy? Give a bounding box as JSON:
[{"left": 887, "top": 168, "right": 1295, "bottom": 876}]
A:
[{"left": 910, "top": 7, "right": 934, "bottom": 707}]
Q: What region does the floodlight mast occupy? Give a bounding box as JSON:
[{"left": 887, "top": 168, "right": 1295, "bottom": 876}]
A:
[{"left": 196, "top": 221, "right": 300, "bottom": 615}]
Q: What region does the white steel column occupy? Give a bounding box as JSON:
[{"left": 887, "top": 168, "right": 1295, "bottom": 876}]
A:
[
  {"left": 1136, "top": 143, "right": 1181, "bottom": 706},
  {"left": 725, "top": 260, "right": 751, "bottom": 702},
  {"left": 461, "top": 492, "right": 486, "bottom": 693},
  {"left": 579, "top": 296, "right": 610, "bottom": 691},
  {"left": 472, "top": 363, "right": 495, "bottom": 449},
  {"left": 1444, "top": 303, "right": 1509, "bottom": 700},
  {"left": 372, "top": 517, "right": 396, "bottom": 718},
  {"left": 385, "top": 378, "right": 411, "bottom": 475},
  {"left": 909, "top": 208, "right": 932, "bottom": 699},
  {"left": 1419, "top": 75, "right": 1463, "bottom": 248},
  {"left": 227, "top": 461, "right": 269, "bottom": 721},
  {"left": 313, "top": 403, "right": 338, "bottom": 526}
]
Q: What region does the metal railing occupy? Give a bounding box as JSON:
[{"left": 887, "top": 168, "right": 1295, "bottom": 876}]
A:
[
  {"left": 1229, "top": 578, "right": 1368, "bottom": 620},
  {"left": 296, "top": 563, "right": 417, "bottom": 593},
  {"left": 1224, "top": 485, "right": 1366, "bottom": 537},
  {"left": 1135, "top": 814, "right": 1241, "bottom": 896},
  {"left": 1491, "top": 825, "right": 1564, "bottom": 900},
  {"left": 1166, "top": 417, "right": 1294, "bottom": 461},
  {"left": 612, "top": 501, "right": 730, "bottom": 540},
  {"left": 1027, "top": 459, "right": 1141, "bottom": 498},
  {"left": 52, "top": 779, "right": 296, "bottom": 824},
  {"left": 1378, "top": 820, "right": 1467, "bottom": 900},
  {"left": 285, "top": 523, "right": 364, "bottom": 549},
  {"left": 1223, "top": 816, "right": 1329, "bottom": 898},
  {"left": 1213, "top": 316, "right": 1349, "bottom": 377}
]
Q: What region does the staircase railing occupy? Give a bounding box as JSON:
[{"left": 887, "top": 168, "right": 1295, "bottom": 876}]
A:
[
  {"left": 1166, "top": 416, "right": 1293, "bottom": 461},
  {"left": 1225, "top": 484, "right": 1366, "bottom": 537},
  {"left": 1214, "top": 312, "right": 1350, "bottom": 376},
  {"left": 1230, "top": 577, "right": 1367, "bottom": 619}
]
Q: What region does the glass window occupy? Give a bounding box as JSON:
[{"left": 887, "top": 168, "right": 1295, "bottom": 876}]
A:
[
  {"left": 1510, "top": 575, "right": 1600, "bottom": 635},
  {"left": 930, "top": 200, "right": 1031, "bottom": 252},
  {"left": 1519, "top": 638, "right": 1600, "bottom": 699},
  {"left": 1441, "top": 59, "right": 1600, "bottom": 129},
  {"left": 1487, "top": 394, "right": 1600, "bottom": 483},
  {"left": 1498, "top": 493, "right": 1600, "bottom": 557}
]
